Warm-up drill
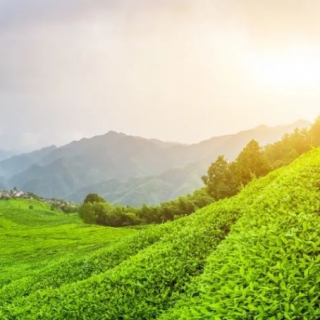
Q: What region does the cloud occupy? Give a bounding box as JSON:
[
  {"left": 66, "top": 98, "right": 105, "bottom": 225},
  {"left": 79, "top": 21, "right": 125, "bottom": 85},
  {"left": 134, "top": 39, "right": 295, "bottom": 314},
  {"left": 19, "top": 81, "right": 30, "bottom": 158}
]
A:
[
  {"left": 0, "top": 0, "right": 320, "bottom": 151},
  {"left": 229, "top": 0, "right": 320, "bottom": 46},
  {"left": 0, "top": 0, "right": 108, "bottom": 28}
]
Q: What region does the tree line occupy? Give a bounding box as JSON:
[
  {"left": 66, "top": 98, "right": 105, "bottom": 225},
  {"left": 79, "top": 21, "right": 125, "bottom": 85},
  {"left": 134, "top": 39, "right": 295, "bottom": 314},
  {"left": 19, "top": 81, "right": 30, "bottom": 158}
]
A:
[
  {"left": 79, "top": 117, "right": 320, "bottom": 227},
  {"left": 79, "top": 188, "right": 214, "bottom": 227}
]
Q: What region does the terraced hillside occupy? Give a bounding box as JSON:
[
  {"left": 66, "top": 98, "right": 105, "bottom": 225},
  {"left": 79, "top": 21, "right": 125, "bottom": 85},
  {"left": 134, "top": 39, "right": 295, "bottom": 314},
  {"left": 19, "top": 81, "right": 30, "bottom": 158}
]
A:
[
  {"left": 1, "top": 148, "right": 320, "bottom": 319},
  {"left": 0, "top": 199, "right": 137, "bottom": 288}
]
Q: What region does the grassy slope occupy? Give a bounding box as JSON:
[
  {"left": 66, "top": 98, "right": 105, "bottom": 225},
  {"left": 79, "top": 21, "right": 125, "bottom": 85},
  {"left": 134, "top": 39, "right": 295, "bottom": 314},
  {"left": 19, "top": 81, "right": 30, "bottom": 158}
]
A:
[
  {"left": 1, "top": 149, "right": 320, "bottom": 319},
  {"left": 0, "top": 218, "right": 190, "bottom": 308},
  {"left": 0, "top": 155, "right": 280, "bottom": 319},
  {"left": 159, "top": 148, "right": 320, "bottom": 319},
  {"left": 0, "top": 199, "right": 137, "bottom": 287}
]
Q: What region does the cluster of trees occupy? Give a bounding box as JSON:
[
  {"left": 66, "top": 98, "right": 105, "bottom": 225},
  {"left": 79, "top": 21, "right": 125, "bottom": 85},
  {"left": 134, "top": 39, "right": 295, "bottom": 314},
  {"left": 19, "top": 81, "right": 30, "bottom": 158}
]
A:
[
  {"left": 202, "top": 140, "right": 270, "bottom": 200},
  {"left": 203, "top": 117, "right": 320, "bottom": 201},
  {"left": 50, "top": 201, "right": 79, "bottom": 214},
  {"left": 78, "top": 189, "right": 214, "bottom": 227},
  {"left": 79, "top": 117, "right": 320, "bottom": 228}
]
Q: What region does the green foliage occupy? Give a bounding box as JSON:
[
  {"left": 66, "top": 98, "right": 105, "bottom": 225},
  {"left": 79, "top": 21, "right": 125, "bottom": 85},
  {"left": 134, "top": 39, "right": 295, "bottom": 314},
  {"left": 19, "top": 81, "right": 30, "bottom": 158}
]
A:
[
  {"left": 2, "top": 149, "right": 320, "bottom": 319},
  {"left": 78, "top": 201, "right": 143, "bottom": 226},
  {"left": 2, "top": 121, "right": 320, "bottom": 319},
  {"left": 83, "top": 193, "right": 106, "bottom": 204},
  {"left": 202, "top": 155, "right": 237, "bottom": 200},
  {"left": 0, "top": 199, "right": 136, "bottom": 288},
  {"left": 310, "top": 116, "right": 320, "bottom": 147},
  {"left": 60, "top": 204, "right": 78, "bottom": 214},
  {"left": 77, "top": 118, "right": 317, "bottom": 228},
  {"left": 203, "top": 140, "right": 270, "bottom": 200},
  {"left": 0, "top": 199, "right": 243, "bottom": 319},
  {"left": 234, "top": 139, "right": 270, "bottom": 185},
  {"left": 159, "top": 148, "right": 320, "bottom": 320},
  {"left": 78, "top": 188, "right": 214, "bottom": 227},
  {"left": 50, "top": 200, "right": 79, "bottom": 214},
  {"left": 265, "top": 128, "right": 311, "bottom": 169},
  {"left": 0, "top": 222, "right": 180, "bottom": 307},
  {"left": 203, "top": 120, "right": 316, "bottom": 203}
]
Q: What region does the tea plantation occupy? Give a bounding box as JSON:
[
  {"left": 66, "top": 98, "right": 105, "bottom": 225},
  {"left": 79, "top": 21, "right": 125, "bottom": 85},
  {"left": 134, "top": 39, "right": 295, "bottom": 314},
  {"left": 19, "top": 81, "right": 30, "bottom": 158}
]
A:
[
  {"left": 0, "top": 199, "right": 137, "bottom": 291},
  {"left": 1, "top": 148, "right": 320, "bottom": 319}
]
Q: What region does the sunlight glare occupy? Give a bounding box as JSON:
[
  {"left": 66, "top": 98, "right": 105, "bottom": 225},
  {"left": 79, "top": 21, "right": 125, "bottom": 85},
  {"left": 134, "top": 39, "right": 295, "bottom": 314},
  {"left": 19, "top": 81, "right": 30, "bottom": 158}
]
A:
[{"left": 246, "top": 46, "right": 320, "bottom": 92}]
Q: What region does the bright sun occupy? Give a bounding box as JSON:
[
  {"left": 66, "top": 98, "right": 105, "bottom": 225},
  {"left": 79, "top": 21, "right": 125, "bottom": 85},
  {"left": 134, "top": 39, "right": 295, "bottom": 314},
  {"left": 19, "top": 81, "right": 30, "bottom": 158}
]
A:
[{"left": 246, "top": 46, "right": 320, "bottom": 92}]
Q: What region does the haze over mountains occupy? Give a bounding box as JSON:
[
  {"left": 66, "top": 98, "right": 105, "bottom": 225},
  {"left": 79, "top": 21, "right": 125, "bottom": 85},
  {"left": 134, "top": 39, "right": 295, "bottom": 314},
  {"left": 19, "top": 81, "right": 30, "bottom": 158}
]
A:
[
  {"left": 0, "top": 150, "right": 17, "bottom": 162},
  {"left": 0, "top": 120, "right": 310, "bottom": 206}
]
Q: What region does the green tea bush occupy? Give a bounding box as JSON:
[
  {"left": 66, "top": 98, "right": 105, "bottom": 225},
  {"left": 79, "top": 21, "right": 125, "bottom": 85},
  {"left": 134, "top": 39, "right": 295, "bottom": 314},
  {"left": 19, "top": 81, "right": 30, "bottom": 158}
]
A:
[
  {"left": 0, "top": 219, "right": 189, "bottom": 305},
  {"left": 3, "top": 149, "right": 320, "bottom": 320},
  {"left": 1, "top": 199, "right": 244, "bottom": 319},
  {"left": 159, "top": 149, "right": 320, "bottom": 320},
  {"left": 0, "top": 199, "right": 137, "bottom": 290}
]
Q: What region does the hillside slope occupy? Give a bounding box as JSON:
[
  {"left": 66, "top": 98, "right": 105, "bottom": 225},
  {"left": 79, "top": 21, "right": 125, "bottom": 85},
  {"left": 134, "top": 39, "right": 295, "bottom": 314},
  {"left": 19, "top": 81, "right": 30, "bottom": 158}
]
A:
[
  {"left": 159, "top": 149, "right": 320, "bottom": 319},
  {"left": 0, "top": 146, "right": 57, "bottom": 180},
  {"left": 6, "top": 132, "right": 179, "bottom": 198},
  {"left": 1, "top": 147, "right": 320, "bottom": 319},
  {"left": 0, "top": 199, "right": 136, "bottom": 288},
  {"left": 67, "top": 162, "right": 206, "bottom": 205},
  {"left": 1, "top": 120, "right": 309, "bottom": 202},
  {"left": 0, "top": 150, "right": 17, "bottom": 162}
]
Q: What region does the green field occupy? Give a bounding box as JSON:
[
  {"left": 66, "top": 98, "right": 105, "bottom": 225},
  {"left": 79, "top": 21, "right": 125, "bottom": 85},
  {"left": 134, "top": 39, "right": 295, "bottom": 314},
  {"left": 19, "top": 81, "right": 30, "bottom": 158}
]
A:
[
  {"left": 2, "top": 149, "right": 320, "bottom": 319},
  {"left": 0, "top": 199, "right": 137, "bottom": 287}
]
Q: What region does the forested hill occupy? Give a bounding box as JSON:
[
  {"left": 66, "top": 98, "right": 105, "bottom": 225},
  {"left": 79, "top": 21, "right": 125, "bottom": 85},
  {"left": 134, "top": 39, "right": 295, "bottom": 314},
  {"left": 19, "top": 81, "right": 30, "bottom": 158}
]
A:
[
  {"left": 76, "top": 117, "right": 320, "bottom": 228},
  {"left": 0, "top": 146, "right": 57, "bottom": 179},
  {"left": 0, "top": 120, "right": 309, "bottom": 203}
]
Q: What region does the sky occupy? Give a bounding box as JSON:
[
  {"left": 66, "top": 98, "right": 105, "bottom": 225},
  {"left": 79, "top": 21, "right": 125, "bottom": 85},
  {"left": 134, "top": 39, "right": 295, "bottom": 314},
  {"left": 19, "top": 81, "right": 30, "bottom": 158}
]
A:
[{"left": 0, "top": 0, "right": 320, "bottom": 151}]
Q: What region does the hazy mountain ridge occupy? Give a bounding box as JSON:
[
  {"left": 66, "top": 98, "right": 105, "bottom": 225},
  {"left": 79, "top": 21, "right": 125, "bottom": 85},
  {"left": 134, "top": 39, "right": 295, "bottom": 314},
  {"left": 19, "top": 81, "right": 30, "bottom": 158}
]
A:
[
  {"left": 0, "top": 120, "right": 310, "bottom": 203},
  {"left": 67, "top": 162, "right": 206, "bottom": 206},
  {"left": 0, "top": 150, "right": 18, "bottom": 162},
  {"left": 0, "top": 146, "right": 57, "bottom": 179},
  {"left": 187, "top": 119, "right": 310, "bottom": 162}
]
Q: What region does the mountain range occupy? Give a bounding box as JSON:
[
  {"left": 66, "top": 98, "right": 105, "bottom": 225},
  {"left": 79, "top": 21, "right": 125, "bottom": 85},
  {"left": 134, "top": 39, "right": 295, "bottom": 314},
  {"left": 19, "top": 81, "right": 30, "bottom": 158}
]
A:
[
  {"left": 0, "top": 120, "right": 310, "bottom": 206},
  {"left": 0, "top": 150, "right": 17, "bottom": 162}
]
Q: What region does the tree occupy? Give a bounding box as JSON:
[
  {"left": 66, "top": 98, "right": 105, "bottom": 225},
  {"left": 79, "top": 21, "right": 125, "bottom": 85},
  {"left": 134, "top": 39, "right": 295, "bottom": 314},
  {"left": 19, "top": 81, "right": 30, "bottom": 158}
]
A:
[
  {"left": 78, "top": 202, "right": 111, "bottom": 225},
  {"left": 79, "top": 203, "right": 96, "bottom": 224},
  {"left": 310, "top": 116, "right": 320, "bottom": 147},
  {"left": 83, "top": 193, "right": 106, "bottom": 204},
  {"left": 61, "top": 204, "right": 78, "bottom": 214},
  {"left": 50, "top": 203, "right": 59, "bottom": 211},
  {"left": 177, "top": 197, "right": 196, "bottom": 216},
  {"left": 202, "top": 155, "right": 236, "bottom": 200},
  {"left": 191, "top": 188, "right": 214, "bottom": 208},
  {"left": 160, "top": 203, "right": 175, "bottom": 222},
  {"left": 234, "top": 140, "right": 271, "bottom": 186},
  {"left": 138, "top": 204, "right": 152, "bottom": 222},
  {"left": 264, "top": 128, "right": 311, "bottom": 169}
]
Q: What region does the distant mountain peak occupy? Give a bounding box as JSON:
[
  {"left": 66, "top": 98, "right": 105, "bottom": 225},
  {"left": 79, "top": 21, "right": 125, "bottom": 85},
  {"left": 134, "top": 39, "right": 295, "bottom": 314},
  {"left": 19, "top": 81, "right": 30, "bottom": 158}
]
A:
[
  {"left": 41, "top": 145, "right": 57, "bottom": 151},
  {"left": 253, "top": 120, "right": 310, "bottom": 132},
  {"left": 1, "top": 118, "right": 312, "bottom": 203},
  {"left": 291, "top": 119, "right": 311, "bottom": 127},
  {"left": 254, "top": 124, "right": 269, "bottom": 130},
  {"left": 106, "top": 130, "right": 125, "bottom": 136},
  {"left": 101, "top": 131, "right": 128, "bottom": 140}
]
